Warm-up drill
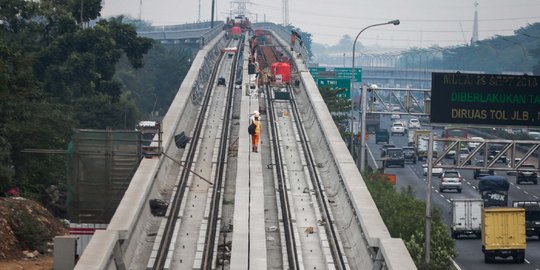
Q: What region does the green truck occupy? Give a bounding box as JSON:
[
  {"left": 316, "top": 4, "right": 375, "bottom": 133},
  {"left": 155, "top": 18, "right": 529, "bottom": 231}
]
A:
[{"left": 482, "top": 207, "right": 526, "bottom": 263}]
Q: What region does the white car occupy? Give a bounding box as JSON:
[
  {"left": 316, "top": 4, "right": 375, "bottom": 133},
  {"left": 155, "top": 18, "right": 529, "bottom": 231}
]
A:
[
  {"left": 529, "top": 131, "right": 540, "bottom": 140},
  {"left": 423, "top": 162, "right": 443, "bottom": 176},
  {"left": 391, "top": 122, "right": 406, "bottom": 136},
  {"left": 391, "top": 114, "right": 401, "bottom": 120},
  {"left": 468, "top": 136, "right": 484, "bottom": 150},
  {"left": 408, "top": 118, "right": 421, "bottom": 129}
]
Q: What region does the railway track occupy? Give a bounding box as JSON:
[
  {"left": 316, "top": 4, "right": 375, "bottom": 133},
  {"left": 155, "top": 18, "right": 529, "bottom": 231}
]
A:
[
  {"left": 149, "top": 39, "right": 240, "bottom": 270},
  {"left": 148, "top": 34, "right": 348, "bottom": 270},
  {"left": 264, "top": 84, "right": 348, "bottom": 269}
]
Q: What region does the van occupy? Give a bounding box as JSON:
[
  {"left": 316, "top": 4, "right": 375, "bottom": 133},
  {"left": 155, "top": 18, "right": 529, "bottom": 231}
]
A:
[
  {"left": 375, "top": 129, "right": 389, "bottom": 144},
  {"left": 451, "top": 199, "right": 482, "bottom": 239}
]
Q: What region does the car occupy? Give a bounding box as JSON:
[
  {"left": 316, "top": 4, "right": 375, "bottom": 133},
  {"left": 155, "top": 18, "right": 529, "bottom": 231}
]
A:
[
  {"left": 423, "top": 161, "right": 443, "bottom": 176},
  {"left": 391, "top": 122, "right": 406, "bottom": 136},
  {"left": 403, "top": 146, "right": 417, "bottom": 164},
  {"left": 529, "top": 131, "right": 540, "bottom": 140},
  {"left": 419, "top": 115, "right": 430, "bottom": 124},
  {"left": 453, "top": 148, "right": 472, "bottom": 165},
  {"left": 391, "top": 104, "right": 401, "bottom": 111},
  {"left": 473, "top": 160, "right": 495, "bottom": 179},
  {"left": 375, "top": 129, "right": 390, "bottom": 144},
  {"left": 383, "top": 147, "right": 405, "bottom": 168},
  {"left": 380, "top": 144, "right": 396, "bottom": 158},
  {"left": 217, "top": 77, "right": 226, "bottom": 86},
  {"left": 517, "top": 164, "right": 538, "bottom": 184},
  {"left": 408, "top": 118, "right": 421, "bottom": 129},
  {"left": 468, "top": 136, "right": 484, "bottom": 150},
  {"left": 439, "top": 170, "right": 462, "bottom": 193},
  {"left": 391, "top": 114, "right": 401, "bottom": 120},
  {"left": 488, "top": 144, "right": 507, "bottom": 163},
  {"left": 507, "top": 158, "right": 522, "bottom": 176}
]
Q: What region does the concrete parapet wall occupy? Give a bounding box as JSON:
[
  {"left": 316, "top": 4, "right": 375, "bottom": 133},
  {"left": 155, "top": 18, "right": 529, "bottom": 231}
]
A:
[{"left": 75, "top": 31, "right": 228, "bottom": 270}]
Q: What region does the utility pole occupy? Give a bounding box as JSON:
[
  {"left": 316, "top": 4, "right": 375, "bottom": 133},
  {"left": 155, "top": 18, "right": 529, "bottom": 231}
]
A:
[
  {"left": 282, "top": 0, "right": 289, "bottom": 25},
  {"left": 211, "top": 0, "right": 215, "bottom": 28},
  {"left": 198, "top": 0, "right": 201, "bottom": 22},
  {"left": 139, "top": 0, "right": 142, "bottom": 21},
  {"left": 425, "top": 132, "right": 434, "bottom": 265}
]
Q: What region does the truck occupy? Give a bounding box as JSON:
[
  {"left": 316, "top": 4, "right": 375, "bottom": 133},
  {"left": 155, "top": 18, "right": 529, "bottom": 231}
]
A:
[
  {"left": 413, "top": 130, "right": 432, "bottom": 161},
  {"left": 451, "top": 199, "right": 482, "bottom": 239},
  {"left": 365, "top": 113, "right": 380, "bottom": 133},
  {"left": 478, "top": 176, "right": 510, "bottom": 207},
  {"left": 482, "top": 207, "right": 526, "bottom": 263},
  {"left": 512, "top": 201, "right": 540, "bottom": 239}
]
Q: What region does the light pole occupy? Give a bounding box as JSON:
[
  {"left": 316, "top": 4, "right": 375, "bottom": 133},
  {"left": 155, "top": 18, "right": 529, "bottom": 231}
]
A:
[{"left": 351, "top": 19, "right": 400, "bottom": 170}]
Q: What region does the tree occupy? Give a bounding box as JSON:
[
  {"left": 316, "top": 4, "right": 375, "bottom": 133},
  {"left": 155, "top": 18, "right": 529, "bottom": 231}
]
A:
[
  {"left": 364, "top": 171, "right": 457, "bottom": 269},
  {"left": 0, "top": 1, "right": 153, "bottom": 200},
  {"left": 115, "top": 43, "right": 192, "bottom": 117},
  {"left": 318, "top": 85, "right": 352, "bottom": 141}
]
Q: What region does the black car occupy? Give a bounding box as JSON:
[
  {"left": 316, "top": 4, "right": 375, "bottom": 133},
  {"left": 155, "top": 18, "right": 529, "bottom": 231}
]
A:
[
  {"left": 375, "top": 129, "right": 389, "bottom": 144},
  {"left": 402, "top": 146, "right": 417, "bottom": 164},
  {"left": 384, "top": 147, "right": 405, "bottom": 168},
  {"left": 473, "top": 160, "right": 494, "bottom": 179},
  {"left": 380, "top": 144, "right": 396, "bottom": 158},
  {"left": 217, "top": 77, "right": 226, "bottom": 86},
  {"left": 517, "top": 164, "right": 538, "bottom": 184}
]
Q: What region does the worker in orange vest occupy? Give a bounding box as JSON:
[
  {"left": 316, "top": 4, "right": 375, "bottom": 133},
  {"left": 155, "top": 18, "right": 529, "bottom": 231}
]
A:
[{"left": 251, "top": 111, "right": 261, "bottom": 152}]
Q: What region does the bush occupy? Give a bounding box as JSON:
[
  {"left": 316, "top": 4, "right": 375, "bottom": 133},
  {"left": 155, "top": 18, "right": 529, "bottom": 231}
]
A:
[{"left": 364, "top": 171, "right": 456, "bottom": 269}]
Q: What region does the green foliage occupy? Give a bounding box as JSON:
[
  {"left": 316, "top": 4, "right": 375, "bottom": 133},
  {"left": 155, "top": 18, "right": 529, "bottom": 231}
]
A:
[
  {"left": 10, "top": 207, "right": 52, "bottom": 252},
  {"left": 115, "top": 43, "right": 192, "bottom": 118},
  {"left": 318, "top": 85, "right": 352, "bottom": 142},
  {"left": 398, "top": 23, "right": 540, "bottom": 74},
  {"left": 0, "top": 1, "right": 153, "bottom": 201},
  {"left": 364, "top": 171, "right": 457, "bottom": 269}
]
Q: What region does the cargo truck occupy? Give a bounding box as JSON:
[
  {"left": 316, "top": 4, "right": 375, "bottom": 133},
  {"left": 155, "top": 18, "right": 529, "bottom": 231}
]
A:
[
  {"left": 478, "top": 176, "right": 509, "bottom": 207},
  {"left": 482, "top": 208, "right": 526, "bottom": 263},
  {"left": 365, "top": 113, "right": 380, "bottom": 133},
  {"left": 413, "top": 130, "right": 433, "bottom": 161},
  {"left": 512, "top": 201, "right": 540, "bottom": 239},
  {"left": 451, "top": 199, "right": 482, "bottom": 239}
]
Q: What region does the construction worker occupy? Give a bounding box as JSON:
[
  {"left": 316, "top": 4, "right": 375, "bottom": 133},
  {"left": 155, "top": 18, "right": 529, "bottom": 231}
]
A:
[{"left": 251, "top": 111, "right": 261, "bottom": 152}]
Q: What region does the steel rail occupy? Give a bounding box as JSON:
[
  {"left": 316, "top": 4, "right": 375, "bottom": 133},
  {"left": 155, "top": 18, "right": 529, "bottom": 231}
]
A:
[
  {"left": 152, "top": 43, "right": 229, "bottom": 270},
  {"left": 200, "top": 38, "right": 243, "bottom": 269},
  {"left": 265, "top": 84, "right": 301, "bottom": 269},
  {"left": 289, "top": 87, "right": 348, "bottom": 269}
]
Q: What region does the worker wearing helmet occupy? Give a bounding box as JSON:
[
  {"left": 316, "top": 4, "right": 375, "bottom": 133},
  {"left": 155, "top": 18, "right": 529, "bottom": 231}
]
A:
[{"left": 251, "top": 111, "right": 261, "bottom": 152}]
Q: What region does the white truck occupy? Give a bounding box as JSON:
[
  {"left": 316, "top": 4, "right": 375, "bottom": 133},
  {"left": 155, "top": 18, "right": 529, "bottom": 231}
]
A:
[
  {"left": 451, "top": 199, "right": 483, "bottom": 239},
  {"left": 413, "top": 130, "right": 432, "bottom": 161}
]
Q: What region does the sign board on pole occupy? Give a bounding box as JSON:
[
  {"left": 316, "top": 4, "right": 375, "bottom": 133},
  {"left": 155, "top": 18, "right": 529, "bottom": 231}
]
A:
[
  {"left": 431, "top": 72, "right": 540, "bottom": 126},
  {"left": 317, "top": 78, "right": 351, "bottom": 99},
  {"left": 334, "top": 67, "right": 362, "bottom": 82},
  {"left": 308, "top": 67, "right": 326, "bottom": 81}
]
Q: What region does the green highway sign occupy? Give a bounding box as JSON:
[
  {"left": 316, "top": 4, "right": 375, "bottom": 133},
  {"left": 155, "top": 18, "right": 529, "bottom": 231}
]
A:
[
  {"left": 317, "top": 78, "right": 351, "bottom": 99},
  {"left": 333, "top": 67, "right": 362, "bottom": 82},
  {"left": 309, "top": 67, "right": 326, "bottom": 81}
]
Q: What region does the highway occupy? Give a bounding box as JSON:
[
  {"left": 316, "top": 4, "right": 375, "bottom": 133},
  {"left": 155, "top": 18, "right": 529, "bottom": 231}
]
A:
[{"left": 367, "top": 114, "right": 540, "bottom": 270}]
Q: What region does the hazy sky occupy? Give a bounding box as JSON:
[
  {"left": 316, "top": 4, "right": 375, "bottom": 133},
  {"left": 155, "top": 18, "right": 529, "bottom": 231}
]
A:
[{"left": 101, "top": 0, "right": 540, "bottom": 48}]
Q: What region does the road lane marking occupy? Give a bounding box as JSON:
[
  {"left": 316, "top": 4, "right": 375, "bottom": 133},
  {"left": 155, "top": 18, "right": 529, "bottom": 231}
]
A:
[
  {"left": 446, "top": 199, "right": 451, "bottom": 203},
  {"left": 524, "top": 258, "right": 530, "bottom": 264}
]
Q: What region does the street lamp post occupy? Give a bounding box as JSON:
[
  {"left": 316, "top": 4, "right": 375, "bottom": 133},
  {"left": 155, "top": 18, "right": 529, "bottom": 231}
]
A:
[{"left": 351, "top": 19, "right": 400, "bottom": 170}]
